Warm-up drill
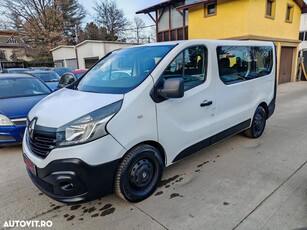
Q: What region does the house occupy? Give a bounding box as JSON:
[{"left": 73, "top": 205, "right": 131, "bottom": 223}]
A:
[
  {"left": 50, "top": 45, "right": 77, "bottom": 69},
  {"left": 136, "top": 0, "right": 188, "bottom": 42},
  {"left": 299, "top": 8, "right": 307, "bottom": 50},
  {"left": 51, "top": 40, "right": 138, "bottom": 69},
  {"left": 0, "top": 30, "right": 32, "bottom": 63},
  {"left": 137, "top": 0, "right": 306, "bottom": 84}
]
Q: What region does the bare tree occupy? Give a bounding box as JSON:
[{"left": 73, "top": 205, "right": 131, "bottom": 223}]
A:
[
  {"left": 0, "top": 0, "right": 86, "bottom": 58},
  {"left": 93, "top": 0, "right": 129, "bottom": 41},
  {"left": 1, "top": 0, "right": 63, "bottom": 57},
  {"left": 148, "top": 25, "right": 156, "bottom": 43},
  {"left": 133, "top": 16, "right": 145, "bottom": 43},
  {"left": 0, "top": 17, "right": 13, "bottom": 30}
]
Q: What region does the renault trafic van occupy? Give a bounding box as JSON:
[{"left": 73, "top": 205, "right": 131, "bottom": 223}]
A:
[{"left": 22, "top": 40, "right": 276, "bottom": 203}]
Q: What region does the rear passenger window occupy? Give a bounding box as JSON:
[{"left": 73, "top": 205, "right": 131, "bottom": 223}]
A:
[
  {"left": 217, "top": 46, "right": 273, "bottom": 85},
  {"left": 162, "top": 46, "right": 207, "bottom": 91}
]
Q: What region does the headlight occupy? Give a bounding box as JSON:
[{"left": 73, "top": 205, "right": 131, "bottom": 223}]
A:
[
  {"left": 0, "top": 114, "right": 13, "bottom": 126},
  {"left": 57, "top": 100, "right": 122, "bottom": 146}
]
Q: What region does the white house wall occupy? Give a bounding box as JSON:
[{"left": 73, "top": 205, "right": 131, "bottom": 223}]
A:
[
  {"left": 299, "top": 14, "right": 307, "bottom": 51},
  {"left": 3, "top": 48, "right": 32, "bottom": 62},
  {"left": 76, "top": 42, "right": 137, "bottom": 69},
  {"left": 158, "top": 7, "right": 170, "bottom": 32},
  {"left": 104, "top": 43, "right": 135, "bottom": 53},
  {"left": 52, "top": 41, "right": 138, "bottom": 70},
  {"left": 300, "top": 14, "right": 307, "bottom": 31},
  {"left": 52, "top": 47, "right": 76, "bottom": 61},
  {"left": 51, "top": 46, "right": 77, "bottom": 68},
  {"left": 76, "top": 42, "right": 106, "bottom": 69},
  {"left": 170, "top": 4, "right": 185, "bottom": 29}
]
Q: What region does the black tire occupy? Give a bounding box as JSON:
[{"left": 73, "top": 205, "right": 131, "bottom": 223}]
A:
[
  {"left": 245, "top": 106, "right": 267, "bottom": 138},
  {"left": 115, "top": 145, "right": 164, "bottom": 202}
]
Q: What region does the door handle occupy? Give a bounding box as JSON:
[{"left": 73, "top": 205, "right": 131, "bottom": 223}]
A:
[{"left": 200, "top": 100, "right": 213, "bottom": 107}]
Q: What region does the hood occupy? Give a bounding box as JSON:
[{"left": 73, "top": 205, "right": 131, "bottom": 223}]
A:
[
  {"left": 0, "top": 95, "right": 48, "bottom": 119},
  {"left": 28, "top": 88, "right": 124, "bottom": 128}
]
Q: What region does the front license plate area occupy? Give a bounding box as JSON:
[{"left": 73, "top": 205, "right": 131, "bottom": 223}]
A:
[{"left": 23, "top": 154, "right": 37, "bottom": 176}]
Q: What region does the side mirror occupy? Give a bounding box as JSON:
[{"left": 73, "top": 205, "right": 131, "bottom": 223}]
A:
[
  {"left": 57, "top": 84, "right": 64, "bottom": 89},
  {"left": 157, "top": 78, "right": 184, "bottom": 99},
  {"left": 57, "top": 75, "right": 75, "bottom": 89}
]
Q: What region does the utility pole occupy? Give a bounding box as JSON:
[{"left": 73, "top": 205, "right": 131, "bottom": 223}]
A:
[
  {"left": 136, "top": 27, "right": 139, "bottom": 43},
  {"left": 75, "top": 24, "right": 79, "bottom": 44}
]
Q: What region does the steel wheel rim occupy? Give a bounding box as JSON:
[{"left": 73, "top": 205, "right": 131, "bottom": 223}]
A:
[
  {"left": 129, "top": 158, "right": 155, "bottom": 190},
  {"left": 254, "top": 112, "right": 265, "bottom": 136}
]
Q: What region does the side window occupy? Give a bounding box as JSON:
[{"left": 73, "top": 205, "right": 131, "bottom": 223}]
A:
[
  {"left": 253, "top": 47, "right": 273, "bottom": 76},
  {"left": 265, "top": 0, "right": 276, "bottom": 19},
  {"left": 162, "top": 46, "right": 207, "bottom": 91},
  {"left": 285, "top": 3, "right": 294, "bottom": 23},
  {"left": 217, "top": 46, "right": 273, "bottom": 85},
  {"left": 205, "top": 2, "right": 217, "bottom": 17}
]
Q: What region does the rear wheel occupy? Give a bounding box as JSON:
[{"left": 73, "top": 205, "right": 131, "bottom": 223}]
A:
[
  {"left": 115, "top": 145, "right": 164, "bottom": 202},
  {"left": 245, "top": 106, "right": 267, "bottom": 138}
]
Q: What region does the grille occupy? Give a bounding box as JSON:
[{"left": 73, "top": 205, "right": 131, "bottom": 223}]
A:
[
  {"left": 0, "top": 135, "right": 15, "bottom": 141},
  {"left": 11, "top": 118, "right": 27, "bottom": 126},
  {"left": 28, "top": 130, "right": 57, "bottom": 158}
]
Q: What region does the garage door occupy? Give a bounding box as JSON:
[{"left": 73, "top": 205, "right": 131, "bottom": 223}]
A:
[
  {"left": 279, "top": 47, "right": 293, "bottom": 84},
  {"left": 66, "top": 59, "right": 78, "bottom": 69},
  {"left": 84, "top": 57, "right": 99, "bottom": 69}
]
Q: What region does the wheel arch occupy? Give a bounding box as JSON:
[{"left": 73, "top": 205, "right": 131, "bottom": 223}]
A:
[
  {"left": 258, "top": 102, "right": 269, "bottom": 119},
  {"left": 115, "top": 141, "right": 166, "bottom": 202},
  {"left": 122, "top": 141, "right": 167, "bottom": 167}
]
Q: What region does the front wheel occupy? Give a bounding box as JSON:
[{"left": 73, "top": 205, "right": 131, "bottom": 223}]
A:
[
  {"left": 115, "top": 145, "right": 164, "bottom": 202},
  {"left": 244, "top": 106, "right": 267, "bottom": 138}
]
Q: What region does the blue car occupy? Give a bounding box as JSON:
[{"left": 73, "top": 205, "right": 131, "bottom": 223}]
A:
[
  {"left": 26, "top": 70, "right": 60, "bottom": 91},
  {"left": 0, "top": 74, "right": 52, "bottom": 146},
  {"left": 2, "top": 68, "right": 31, "bottom": 73},
  {"left": 51, "top": 67, "right": 74, "bottom": 77}
]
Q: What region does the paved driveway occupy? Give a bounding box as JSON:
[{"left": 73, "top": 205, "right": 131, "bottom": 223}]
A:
[{"left": 0, "top": 82, "right": 307, "bottom": 230}]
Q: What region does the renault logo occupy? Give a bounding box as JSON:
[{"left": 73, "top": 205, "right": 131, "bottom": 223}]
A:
[{"left": 28, "top": 118, "right": 37, "bottom": 139}]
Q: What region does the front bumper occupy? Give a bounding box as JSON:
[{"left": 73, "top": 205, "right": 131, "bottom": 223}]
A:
[
  {"left": 26, "top": 157, "right": 120, "bottom": 203},
  {"left": 0, "top": 125, "right": 25, "bottom": 146},
  {"left": 23, "top": 133, "right": 127, "bottom": 203}
]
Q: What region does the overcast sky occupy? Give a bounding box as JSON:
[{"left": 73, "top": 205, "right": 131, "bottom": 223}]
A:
[{"left": 78, "top": 0, "right": 158, "bottom": 26}]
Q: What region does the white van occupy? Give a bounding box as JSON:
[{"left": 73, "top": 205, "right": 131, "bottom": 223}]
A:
[{"left": 22, "top": 40, "right": 276, "bottom": 203}]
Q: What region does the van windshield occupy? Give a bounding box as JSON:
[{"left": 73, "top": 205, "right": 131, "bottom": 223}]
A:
[{"left": 77, "top": 45, "right": 175, "bottom": 94}]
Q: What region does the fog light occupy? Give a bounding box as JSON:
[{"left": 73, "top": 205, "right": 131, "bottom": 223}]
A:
[{"left": 60, "top": 182, "right": 74, "bottom": 191}]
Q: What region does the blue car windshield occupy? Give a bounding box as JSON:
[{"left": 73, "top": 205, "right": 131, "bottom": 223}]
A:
[
  {"left": 0, "top": 78, "right": 51, "bottom": 99},
  {"left": 30, "top": 72, "right": 60, "bottom": 82},
  {"left": 77, "top": 45, "right": 175, "bottom": 94},
  {"left": 54, "top": 68, "right": 74, "bottom": 76}
]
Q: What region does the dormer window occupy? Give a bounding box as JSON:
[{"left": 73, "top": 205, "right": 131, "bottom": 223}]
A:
[{"left": 6, "top": 36, "right": 18, "bottom": 44}]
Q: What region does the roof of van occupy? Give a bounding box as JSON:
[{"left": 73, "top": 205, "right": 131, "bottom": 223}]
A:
[{"left": 136, "top": 40, "right": 274, "bottom": 47}]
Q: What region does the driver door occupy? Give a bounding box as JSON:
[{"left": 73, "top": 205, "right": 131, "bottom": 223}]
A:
[{"left": 156, "top": 45, "right": 216, "bottom": 164}]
